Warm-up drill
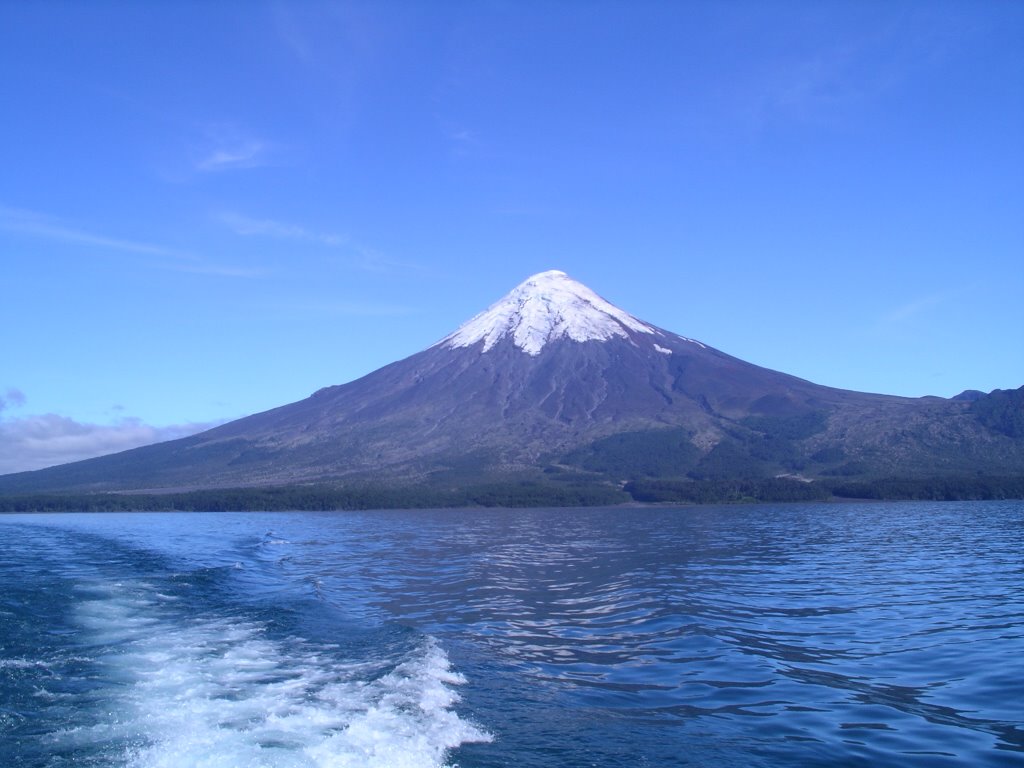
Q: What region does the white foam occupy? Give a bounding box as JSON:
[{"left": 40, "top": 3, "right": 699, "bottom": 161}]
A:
[
  {"left": 0, "top": 657, "right": 50, "bottom": 670},
  {"left": 48, "top": 580, "right": 491, "bottom": 768}
]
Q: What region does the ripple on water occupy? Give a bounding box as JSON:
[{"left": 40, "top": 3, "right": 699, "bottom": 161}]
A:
[{"left": 1, "top": 502, "right": 1022, "bottom": 768}]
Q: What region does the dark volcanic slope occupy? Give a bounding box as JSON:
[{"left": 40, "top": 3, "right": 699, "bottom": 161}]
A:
[{"left": 1, "top": 271, "right": 1020, "bottom": 494}]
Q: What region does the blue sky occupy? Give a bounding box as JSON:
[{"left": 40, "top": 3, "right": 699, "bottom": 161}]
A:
[{"left": 2, "top": 1, "right": 1022, "bottom": 473}]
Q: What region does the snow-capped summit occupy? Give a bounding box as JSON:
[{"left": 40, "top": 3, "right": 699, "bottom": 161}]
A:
[{"left": 441, "top": 269, "right": 656, "bottom": 355}]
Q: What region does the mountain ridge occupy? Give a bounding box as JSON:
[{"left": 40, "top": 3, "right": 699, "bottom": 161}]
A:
[{"left": 1, "top": 271, "right": 1021, "bottom": 501}]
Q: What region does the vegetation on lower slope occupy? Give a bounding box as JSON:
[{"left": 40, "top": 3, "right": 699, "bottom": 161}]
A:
[
  {"left": 1, "top": 472, "right": 1021, "bottom": 512},
  {"left": 0, "top": 478, "right": 628, "bottom": 513},
  {"left": 828, "top": 475, "right": 1024, "bottom": 501},
  {"left": 624, "top": 478, "right": 831, "bottom": 504},
  {"left": 560, "top": 429, "right": 701, "bottom": 477}
]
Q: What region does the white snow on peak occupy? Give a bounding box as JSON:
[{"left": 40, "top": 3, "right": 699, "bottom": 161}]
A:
[
  {"left": 653, "top": 344, "right": 672, "bottom": 355},
  {"left": 440, "top": 270, "right": 656, "bottom": 355}
]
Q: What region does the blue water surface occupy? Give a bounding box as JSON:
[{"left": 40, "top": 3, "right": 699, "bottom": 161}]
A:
[{"left": 1, "top": 501, "right": 1022, "bottom": 767}]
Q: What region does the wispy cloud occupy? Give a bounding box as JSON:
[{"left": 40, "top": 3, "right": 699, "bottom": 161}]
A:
[
  {"left": 436, "top": 115, "right": 486, "bottom": 159},
  {"left": 218, "top": 211, "right": 420, "bottom": 274},
  {"left": 744, "top": 8, "right": 982, "bottom": 134},
  {"left": 348, "top": 249, "right": 421, "bottom": 275},
  {"left": 219, "top": 212, "right": 348, "bottom": 247},
  {"left": 0, "top": 412, "right": 223, "bottom": 475},
  {"left": 733, "top": 17, "right": 928, "bottom": 132},
  {"left": 863, "top": 292, "right": 948, "bottom": 341},
  {"left": 444, "top": 125, "right": 478, "bottom": 153},
  {"left": 882, "top": 293, "right": 946, "bottom": 324},
  {"left": 196, "top": 139, "right": 270, "bottom": 172},
  {"left": 286, "top": 299, "right": 415, "bottom": 317},
  {"left": 0, "top": 205, "right": 188, "bottom": 258},
  {"left": 190, "top": 122, "right": 275, "bottom": 173},
  {"left": 167, "top": 261, "right": 267, "bottom": 279},
  {"left": 272, "top": 4, "right": 314, "bottom": 64},
  {"left": 1, "top": 204, "right": 263, "bottom": 278}
]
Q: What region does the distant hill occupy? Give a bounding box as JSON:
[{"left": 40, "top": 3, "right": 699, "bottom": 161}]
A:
[
  {"left": 2, "top": 270, "right": 1021, "bottom": 507},
  {"left": 952, "top": 389, "right": 986, "bottom": 402}
]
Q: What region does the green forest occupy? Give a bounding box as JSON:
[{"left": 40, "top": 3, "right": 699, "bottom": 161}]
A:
[{"left": 1, "top": 473, "right": 1021, "bottom": 513}]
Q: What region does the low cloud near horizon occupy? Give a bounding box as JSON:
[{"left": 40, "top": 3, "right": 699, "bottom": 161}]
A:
[{"left": 0, "top": 411, "right": 222, "bottom": 475}]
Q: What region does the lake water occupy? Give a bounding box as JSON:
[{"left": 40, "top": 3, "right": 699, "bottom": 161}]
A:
[{"left": 1, "top": 501, "right": 1021, "bottom": 767}]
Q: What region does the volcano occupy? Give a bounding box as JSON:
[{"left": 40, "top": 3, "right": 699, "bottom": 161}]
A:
[{"left": 2, "top": 270, "right": 1021, "bottom": 500}]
